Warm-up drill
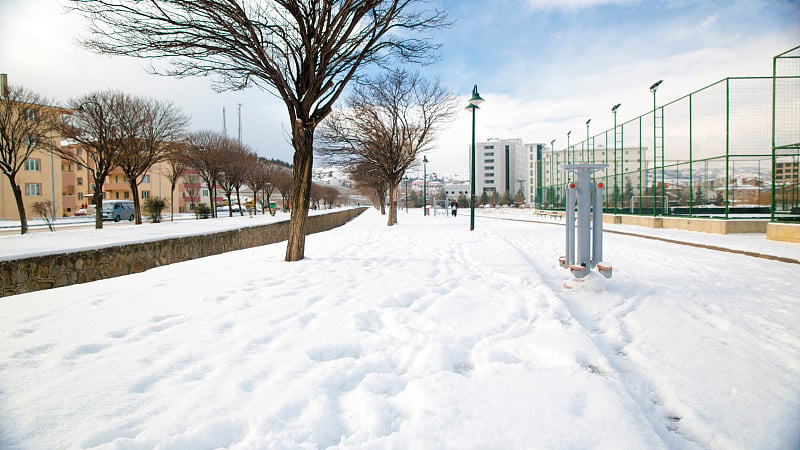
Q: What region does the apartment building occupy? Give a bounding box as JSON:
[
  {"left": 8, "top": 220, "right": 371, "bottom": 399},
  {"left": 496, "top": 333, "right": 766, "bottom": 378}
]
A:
[
  {"left": 775, "top": 160, "right": 799, "bottom": 184},
  {"left": 0, "top": 100, "right": 70, "bottom": 221},
  {"left": 473, "top": 138, "right": 528, "bottom": 201}
]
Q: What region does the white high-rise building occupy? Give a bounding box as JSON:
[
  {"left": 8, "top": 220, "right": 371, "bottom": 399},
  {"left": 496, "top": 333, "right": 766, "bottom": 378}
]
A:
[{"left": 473, "top": 138, "right": 528, "bottom": 202}]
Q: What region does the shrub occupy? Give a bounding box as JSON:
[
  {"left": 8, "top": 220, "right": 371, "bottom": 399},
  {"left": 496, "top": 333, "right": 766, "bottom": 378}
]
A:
[
  {"left": 143, "top": 196, "right": 168, "bottom": 223},
  {"left": 32, "top": 200, "right": 55, "bottom": 231},
  {"left": 196, "top": 203, "right": 211, "bottom": 219}
]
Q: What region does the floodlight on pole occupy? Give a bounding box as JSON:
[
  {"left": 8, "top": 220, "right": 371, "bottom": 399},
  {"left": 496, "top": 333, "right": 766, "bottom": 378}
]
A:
[
  {"left": 649, "top": 80, "right": 663, "bottom": 94},
  {"left": 567, "top": 130, "right": 572, "bottom": 164},
  {"left": 423, "top": 155, "right": 429, "bottom": 216},
  {"left": 650, "top": 80, "right": 663, "bottom": 216},
  {"left": 586, "top": 119, "right": 591, "bottom": 163},
  {"left": 465, "top": 84, "right": 484, "bottom": 231},
  {"left": 611, "top": 103, "right": 621, "bottom": 213}
]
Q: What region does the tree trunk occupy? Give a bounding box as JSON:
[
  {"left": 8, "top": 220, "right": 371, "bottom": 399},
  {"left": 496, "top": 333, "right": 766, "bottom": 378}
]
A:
[
  {"left": 131, "top": 182, "right": 142, "bottom": 224},
  {"left": 8, "top": 179, "right": 28, "bottom": 235},
  {"left": 93, "top": 185, "right": 104, "bottom": 229},
  {"left": 387, "top": 183, "right": 398, "bottom": 226},
  {"left": 226, "top": 193, "right": 233, "bottom": 217},
  {"left": 170, "top": 181, "right": 177, "bottom": 221},
  {"left": 285, "top": 130, "right": 314, "bottom": 262},
  {"left": 235, "top": 187, "right": 243, "bottom": 216}
]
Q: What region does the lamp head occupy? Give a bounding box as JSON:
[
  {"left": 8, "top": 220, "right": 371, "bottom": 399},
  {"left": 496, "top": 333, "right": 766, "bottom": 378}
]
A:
[
  {"left": 423, "top": 155, "right": 428, "bottom": 163},
  {"left": 468, "top": 84, "right": 485, "bottom": 106},
  {"left": 586, "top": 119, "right": 591, "bottom": 125},
  {"left": 567, "top": 130, "right": 571, "bottom": 137},
  {"left": 612, "top": 103, "right": 621, "bottom": 113},
  {"left": 550, "top": 139, "right": 555, "bottom": 145},
  {"left": 649, "top": 80, "right": 663, "bottom": 93}
]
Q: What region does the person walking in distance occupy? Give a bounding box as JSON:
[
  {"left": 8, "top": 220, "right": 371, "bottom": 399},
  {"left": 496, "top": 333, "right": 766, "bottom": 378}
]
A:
[{"left": 450, "top": 200, "right": 458, "bottom": 217}]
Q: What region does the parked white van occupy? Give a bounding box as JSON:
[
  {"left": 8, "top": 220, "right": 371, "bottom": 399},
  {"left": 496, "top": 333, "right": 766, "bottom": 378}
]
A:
[{"left": 101, "top": 200, "right": 135, "bottom": 222}]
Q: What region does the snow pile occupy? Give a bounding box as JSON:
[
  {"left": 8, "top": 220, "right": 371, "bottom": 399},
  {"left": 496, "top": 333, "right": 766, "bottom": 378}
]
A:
[{"left": 1, "top": 208, "right": 798, "bottom": 448}]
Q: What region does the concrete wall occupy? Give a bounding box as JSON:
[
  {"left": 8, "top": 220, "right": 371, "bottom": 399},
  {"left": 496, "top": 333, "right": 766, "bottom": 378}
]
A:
[
  {"left": 606, "top": 214, "right": 768, "bottom": 234},
  {"left": 0, "top": 208, "right": 367, "bottom": 298},
  {"left": 767, "top": 222, "right": 800, "bottom": 243}
]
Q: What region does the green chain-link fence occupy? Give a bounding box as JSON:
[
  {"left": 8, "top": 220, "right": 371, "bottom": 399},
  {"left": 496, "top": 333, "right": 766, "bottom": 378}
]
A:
[{"left": 539, "top": 45, "right": 800, "bottom": 222}]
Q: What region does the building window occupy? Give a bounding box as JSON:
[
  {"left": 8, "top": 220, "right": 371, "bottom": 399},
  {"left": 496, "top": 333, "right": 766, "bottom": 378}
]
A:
[
  {"left": 484, "top": 145, "right": 494, "bottom": 150},
  {"left": 25, "top": 159, "right": 41, "bottom": 171},
  {"left": 77, "top": 177, "right": 83, "bottom": 186},
  {"left": 124, "top": 191, "right": 130, "bottom": 199},
  {"left": 202, "top": 189, "right": 209, "bottom": 197},
  {"left": 142, "top": 191, "right": 150, "bottom": 199},
  {"left": 485, "top": 173, "right": 494, "bottom": 177},
  {"left": 142, "top": 174, "right": 151, "bottom": 183},
  {"left": 485, "top": 166, "right": 494, "bottom": 170},
  {"left": 115, "top": 192, "right": 120, "bottom": 199},
  {"left": 25, "top": 109, "right": 38, "bottom": 122},
  {"left": 78, "top": 193, "right": 83, "bottom": 200},
  {"left": 77, "top": 148, "right": 82, "bottom": 156},
  {"left": 485, "top": 180, "right": 494, "bottom": 184},
  {"left": 25, "top": 134, "right": 38, "bottom": 148},
  {"left": 484, "top": 159, "right": 494, "bottom": 163},
  {"left": 25, "top": 183, "right": 41, "bottom": 196}
]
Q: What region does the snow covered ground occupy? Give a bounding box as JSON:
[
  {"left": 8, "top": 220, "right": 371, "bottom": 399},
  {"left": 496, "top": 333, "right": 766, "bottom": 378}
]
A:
[{"left": 1, "top": 208, "right": 798, "bottom": 449}]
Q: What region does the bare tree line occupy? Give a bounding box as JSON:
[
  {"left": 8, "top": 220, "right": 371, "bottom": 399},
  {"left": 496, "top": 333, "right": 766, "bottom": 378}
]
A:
[
  {"left": 2, "top": 86, "right": 311, "bottom": 234},
  {"left": 317, "top": 69, "right": 457, "bottom": 226},
  {"left": 69, "top": 0, "right": 450, "bottom": 261}
]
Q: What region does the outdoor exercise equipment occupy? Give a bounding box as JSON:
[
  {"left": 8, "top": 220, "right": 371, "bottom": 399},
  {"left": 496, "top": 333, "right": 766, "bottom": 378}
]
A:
[{"left": 558, "top": 164, "right": 613, "bottom": 280}]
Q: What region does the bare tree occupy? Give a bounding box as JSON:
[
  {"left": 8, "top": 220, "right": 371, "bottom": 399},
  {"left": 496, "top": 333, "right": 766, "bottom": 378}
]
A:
[
  {"left": 71, "top": 0, "right": 448, "bottom": 261},
  {"left": 0, "top": 85, "right": 60, "bottom": 234},
  {"left": 164, "top": 145, "right": 189, "bottom": 221},
  {"left": 117, "top": 96, "right": 189, "bottom": 224},
  {"left": 348, "top": 160, "right": 388, "bottom": 214},
  {"left": 318, "top": 69, "right": 456, "bottom": 226},
  {"left": 217, "top": 140, "right": 252, "bottom": 217},
  {"left": 244, "top": 158, "right": 271, "bottom": 215},
  {"left": 182, "top": 171, "right": 201, "bottom": 214},
  {"left": 322, "top": 185, "right": 340, "bottom": 209},
  {"left": 273, "top": 167, "right": 294, "bottom": 213},
  {"left": 56, "top": 90, "right": 129, "bottom": 229},
  {"left": 183, "top": 131, "right": 226, "bottom": 218}
]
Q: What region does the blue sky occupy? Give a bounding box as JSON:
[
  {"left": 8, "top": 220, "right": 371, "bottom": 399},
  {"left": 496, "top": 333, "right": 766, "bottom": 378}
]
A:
[{"left": 1, "top": 0, "right": 798, "bottom": 174}]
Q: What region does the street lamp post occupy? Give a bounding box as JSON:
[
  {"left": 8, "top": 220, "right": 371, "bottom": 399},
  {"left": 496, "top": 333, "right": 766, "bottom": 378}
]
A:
[
  {"left": 650, "top": 79, "right": 663, "bottom": 216},
  {"left": 403, "top": 176, "right": 409, "bottom": 213},
  {"left": 423, "top": 155, "right": 429, "bottom": 216},
  {"left": 611, "top": 103, "right": 621, "bottom": 213},
  {"left": 465, "top": 84, "right": 485, "bottom": 230}
]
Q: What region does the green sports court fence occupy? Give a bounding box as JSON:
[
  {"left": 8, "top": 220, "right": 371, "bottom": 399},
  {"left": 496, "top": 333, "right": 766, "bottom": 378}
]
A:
[{"left": 538, "top": 45, "right": 800, "bottom": 222}]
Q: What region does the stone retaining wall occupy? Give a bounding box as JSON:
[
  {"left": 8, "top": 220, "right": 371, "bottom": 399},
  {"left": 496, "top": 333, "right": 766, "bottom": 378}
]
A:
[{"left": 0, "top": 208, "right": 367, "bottom": 298}]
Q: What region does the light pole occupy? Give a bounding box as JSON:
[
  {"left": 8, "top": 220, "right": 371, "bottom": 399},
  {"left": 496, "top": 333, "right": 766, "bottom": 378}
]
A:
[
  {"left": 423, "top": 155, "right": 429, "bottom": 216},
  {"left": 585, "top": 119, "right": 591, "bottom": 163},
  {"left": 403, "top": 176, "right": 409, "bottom": 213},
  {"left": 611, "top": 103, "right": 621, "bottom": 213},
  {"left": 650, "top": 79, "right": 663, "bottom": 216},
  {"left": 465, "top": 84, "right": 484, "bottom": 230},
  {"left": 567, "top": 130, "right": 572, "bottom": 165}
]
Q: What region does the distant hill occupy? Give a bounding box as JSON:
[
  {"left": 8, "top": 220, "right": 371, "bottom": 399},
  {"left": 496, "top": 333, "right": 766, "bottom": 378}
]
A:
[{"left": 260, "top": 157, "right": 292, "bottom": 169}]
